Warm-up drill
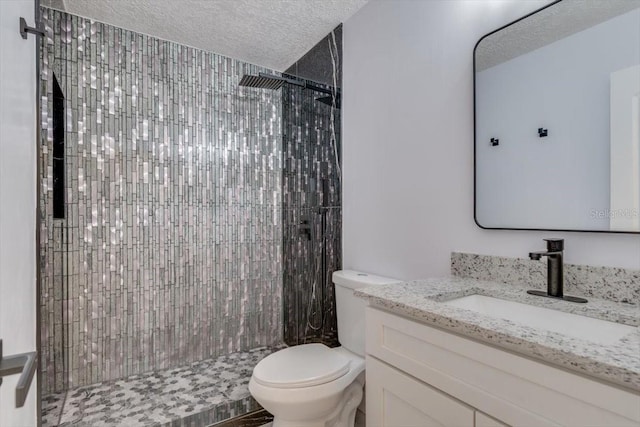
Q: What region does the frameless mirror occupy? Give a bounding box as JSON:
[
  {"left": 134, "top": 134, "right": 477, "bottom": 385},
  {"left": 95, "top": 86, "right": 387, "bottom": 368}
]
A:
[{"left": 474, "top": 0, "right": 640, "bottom": 233}]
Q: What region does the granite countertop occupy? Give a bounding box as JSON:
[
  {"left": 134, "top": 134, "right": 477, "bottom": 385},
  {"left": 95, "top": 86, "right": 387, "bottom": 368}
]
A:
[{"left": 355, "top": 277, "right": 640, "bottom": 391}]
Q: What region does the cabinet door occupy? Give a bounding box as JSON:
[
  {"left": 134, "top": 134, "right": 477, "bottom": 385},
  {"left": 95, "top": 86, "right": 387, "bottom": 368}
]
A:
[
  {"left": 475, "top": 411, "right": 509, "bottom": 427},
  {"left": 366, "top": 356, "right": 474, "bottom": 427}
]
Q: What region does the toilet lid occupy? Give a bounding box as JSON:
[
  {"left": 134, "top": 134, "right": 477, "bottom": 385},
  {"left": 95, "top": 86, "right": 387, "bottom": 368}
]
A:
[{"left": 253, "top": 344, "right": 351, "bottom": 389}]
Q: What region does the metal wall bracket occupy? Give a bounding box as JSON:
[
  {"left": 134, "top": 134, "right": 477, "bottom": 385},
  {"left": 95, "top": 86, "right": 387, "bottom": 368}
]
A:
[
  {"left": 19, "top": 17, "right": 45, "bottom": 39},
  {"left": 0, "top": 340, "right": 37, "bottom": 408}
]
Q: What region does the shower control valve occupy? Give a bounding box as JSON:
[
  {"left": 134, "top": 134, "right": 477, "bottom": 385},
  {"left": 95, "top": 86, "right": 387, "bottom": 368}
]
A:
[{"left": 299, "top": 217, "right": 311, "bottom": 240}]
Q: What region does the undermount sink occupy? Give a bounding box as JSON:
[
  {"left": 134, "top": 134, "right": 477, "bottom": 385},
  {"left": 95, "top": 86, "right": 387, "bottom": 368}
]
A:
[{"left": 443, "top": 294, "right": 636, "bottom": 345}]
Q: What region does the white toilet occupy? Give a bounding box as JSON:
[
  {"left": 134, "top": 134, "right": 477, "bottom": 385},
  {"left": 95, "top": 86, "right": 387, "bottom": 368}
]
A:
[{"left": 249, "top": 270, "right": 401, "bottom": 427}]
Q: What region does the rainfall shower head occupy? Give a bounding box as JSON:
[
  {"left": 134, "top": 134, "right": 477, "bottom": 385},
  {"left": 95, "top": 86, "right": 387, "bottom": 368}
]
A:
[
  {"left": 239, "top": 74, "right": 284, "bottom": 90},
  {"left": 239, "top": 72, "right": 341, "bottom": 109},
  {"left": 239, "top": 73, "right": 304, "bottom": 90}
]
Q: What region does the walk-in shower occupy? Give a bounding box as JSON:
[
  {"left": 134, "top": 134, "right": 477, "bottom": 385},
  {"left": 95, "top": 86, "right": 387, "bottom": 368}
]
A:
[{"left": 38, "top": 7, "right": 342, "bottom": 427}]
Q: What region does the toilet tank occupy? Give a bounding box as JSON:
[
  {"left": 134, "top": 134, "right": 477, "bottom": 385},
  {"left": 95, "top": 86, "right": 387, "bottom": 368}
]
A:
[{"left": 333, "top": 270, "right": 401, "bottom": 356}]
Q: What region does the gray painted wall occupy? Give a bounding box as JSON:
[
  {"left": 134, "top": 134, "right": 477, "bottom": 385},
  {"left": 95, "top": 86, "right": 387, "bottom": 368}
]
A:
[{"left": 342, "top": 0, "right": 640, "bottom": 281}]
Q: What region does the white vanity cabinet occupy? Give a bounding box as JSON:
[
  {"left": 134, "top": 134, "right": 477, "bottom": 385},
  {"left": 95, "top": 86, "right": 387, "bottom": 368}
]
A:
[{"left": 365, "top": 307, "right": 640, "bottom": 427}]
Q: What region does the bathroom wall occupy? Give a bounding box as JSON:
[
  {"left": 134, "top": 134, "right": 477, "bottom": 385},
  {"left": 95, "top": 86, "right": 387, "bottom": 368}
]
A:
[
  {"left": 342, "top": 0, "right": 640, "bottom": 280},
  {"left": 281, "top": 28, "right": 342, "bottom": 346},
  {"left": 0, "top": 0, "right": 39, "bottom": 424},
  {"left": 40, "top": 8, "right": 283, "bottom": 393}
]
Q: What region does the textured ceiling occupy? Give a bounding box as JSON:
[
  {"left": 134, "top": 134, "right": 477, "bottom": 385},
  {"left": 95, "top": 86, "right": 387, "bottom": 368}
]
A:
[
  {"left": 43, "top": 0, "right": 368, "bottom": 71},
  {"left": 476, "top": 0, "right": 640, "bottom": 71}
]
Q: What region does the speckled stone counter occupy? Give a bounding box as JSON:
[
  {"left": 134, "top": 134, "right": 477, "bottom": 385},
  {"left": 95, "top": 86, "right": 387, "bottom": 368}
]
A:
[{"left": 355, "top": 277, "right": 640, "bottom": 391}]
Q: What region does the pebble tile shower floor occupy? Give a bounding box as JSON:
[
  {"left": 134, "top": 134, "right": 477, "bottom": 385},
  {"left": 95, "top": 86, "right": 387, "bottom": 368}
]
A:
[{"left": 42, "top": 347, "right": 276, "bottom": 427}]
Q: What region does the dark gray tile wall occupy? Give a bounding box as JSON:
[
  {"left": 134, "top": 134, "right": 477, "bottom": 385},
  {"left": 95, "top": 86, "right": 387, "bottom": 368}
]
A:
[
  {"left": 285, "top": 25, "right": 342, "bottom": 88},
  {"left": 282, "top": 27, "right": 342, "bottom": 347},
  {"left": 39, "top": 8, "right": 283, "bottom": 394}
]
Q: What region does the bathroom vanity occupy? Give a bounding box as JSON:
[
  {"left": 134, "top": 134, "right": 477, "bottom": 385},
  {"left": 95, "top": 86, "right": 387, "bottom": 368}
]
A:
[{"left": 356, "top": 277, "right": 640, "bottom": 427}]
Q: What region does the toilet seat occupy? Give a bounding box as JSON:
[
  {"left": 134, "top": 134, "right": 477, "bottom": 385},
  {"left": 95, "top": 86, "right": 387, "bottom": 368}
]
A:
[{"left": 253, "top": 344, "right": 351, "bottom": 389}]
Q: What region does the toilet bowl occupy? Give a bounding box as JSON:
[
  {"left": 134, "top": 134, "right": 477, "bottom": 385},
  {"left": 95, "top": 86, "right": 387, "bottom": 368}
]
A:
[
  {"left": 249, "top": 345, "right": 364, "bottom": 427},
  {"left": 249, "top": 270, "right": 401, "bottom": 427}
]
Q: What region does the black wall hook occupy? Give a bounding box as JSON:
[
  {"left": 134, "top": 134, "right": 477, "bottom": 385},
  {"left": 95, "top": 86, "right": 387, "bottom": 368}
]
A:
[
  {"left": 490, "top": 138, "right": 499, "bottom": 146},
  {"left": 538, "top": 128, "right": 548, "bottom": 137}
]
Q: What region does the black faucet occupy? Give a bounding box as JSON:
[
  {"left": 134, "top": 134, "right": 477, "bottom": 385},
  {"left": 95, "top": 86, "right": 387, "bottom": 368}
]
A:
[{"left": 527, "top": 239, "right": 587, "bottom": 303}]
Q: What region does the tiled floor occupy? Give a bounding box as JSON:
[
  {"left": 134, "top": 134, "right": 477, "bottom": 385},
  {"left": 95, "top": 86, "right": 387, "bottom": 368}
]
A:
[{"left": 42, "top": 347, "right": 277, "bottom": 427}]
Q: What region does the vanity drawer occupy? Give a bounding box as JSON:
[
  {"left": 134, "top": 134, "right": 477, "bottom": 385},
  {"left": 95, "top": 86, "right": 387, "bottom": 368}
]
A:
[{"left": 366, "top": 306, "right": 640, "bottom": 427}]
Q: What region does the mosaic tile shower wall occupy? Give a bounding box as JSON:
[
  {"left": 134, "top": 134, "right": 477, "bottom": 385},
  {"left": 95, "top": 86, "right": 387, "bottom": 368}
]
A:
[
  {"left": 282, "top": 28, "right": 342, "bottom": 346},
  {"left": 39, "top": 8, "right": 283, "bottom": 393}
]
